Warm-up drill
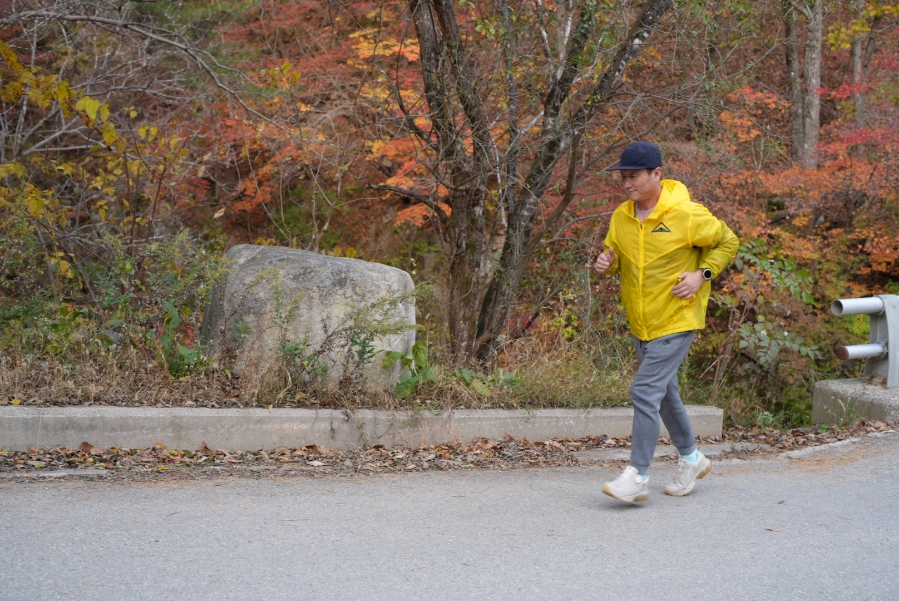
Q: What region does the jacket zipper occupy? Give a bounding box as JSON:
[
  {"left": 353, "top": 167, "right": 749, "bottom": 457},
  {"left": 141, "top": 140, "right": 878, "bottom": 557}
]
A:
[{"left": 635, "top": 204, "right": 646, "bottom": 339}]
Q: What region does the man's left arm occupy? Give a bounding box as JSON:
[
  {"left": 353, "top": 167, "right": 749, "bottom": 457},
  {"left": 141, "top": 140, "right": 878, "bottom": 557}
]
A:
[
  {"left": 672, "top": 204, "right": 739, "bottom": 298},
  {"left": 689, "top": 203, "right": 739, "bottom": 277}
]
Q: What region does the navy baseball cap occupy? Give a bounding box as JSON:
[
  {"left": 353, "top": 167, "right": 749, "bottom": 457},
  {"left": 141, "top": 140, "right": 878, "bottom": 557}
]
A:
[{"left": 605, "top": 141, "right": 663, "bottom": 171}]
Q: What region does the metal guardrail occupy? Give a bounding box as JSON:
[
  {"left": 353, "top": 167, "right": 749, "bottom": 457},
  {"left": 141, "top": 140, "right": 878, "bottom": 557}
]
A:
[{"left": 831, "top": 294, "right": 899, "bottom": 388}]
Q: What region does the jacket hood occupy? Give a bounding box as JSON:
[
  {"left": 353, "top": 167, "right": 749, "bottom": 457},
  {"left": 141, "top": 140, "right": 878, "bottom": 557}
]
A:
[
  {"left": 621, "top": 179, "right": 691, "bottom": 220},
  {"left": 651, "top": 179, "right": 690, "bottom": 215}
]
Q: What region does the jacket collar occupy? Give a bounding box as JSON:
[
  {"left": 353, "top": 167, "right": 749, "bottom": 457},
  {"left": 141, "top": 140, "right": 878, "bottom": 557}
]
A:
[{"left": 629, "top": 179, "right": 690, "bottom": 219}]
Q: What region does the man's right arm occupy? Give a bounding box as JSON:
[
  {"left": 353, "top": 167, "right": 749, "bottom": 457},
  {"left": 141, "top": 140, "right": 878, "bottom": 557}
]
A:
[{"left": 593, "top": 247, "right": 617, "bottom": 273}]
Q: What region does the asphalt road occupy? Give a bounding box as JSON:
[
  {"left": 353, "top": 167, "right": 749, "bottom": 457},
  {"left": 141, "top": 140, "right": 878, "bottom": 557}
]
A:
[{"left": 2, "top": 432, "right": 897, "bottom": 601}]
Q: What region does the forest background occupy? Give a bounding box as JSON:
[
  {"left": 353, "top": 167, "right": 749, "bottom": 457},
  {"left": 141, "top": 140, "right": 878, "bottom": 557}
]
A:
[{"left": 1, "top": 0, "right": 897, "bottom": 429}]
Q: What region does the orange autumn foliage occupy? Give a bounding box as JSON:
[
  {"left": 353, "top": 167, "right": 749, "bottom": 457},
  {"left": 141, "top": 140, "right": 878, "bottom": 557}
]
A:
[{"left": 395, "top": 201, "right": 452, "bottom": 227}]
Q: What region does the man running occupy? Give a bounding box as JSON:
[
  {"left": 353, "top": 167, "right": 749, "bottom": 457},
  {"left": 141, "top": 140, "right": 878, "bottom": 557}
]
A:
[{"left": 591, "top": 141, "right": 739, "bottom": 503}]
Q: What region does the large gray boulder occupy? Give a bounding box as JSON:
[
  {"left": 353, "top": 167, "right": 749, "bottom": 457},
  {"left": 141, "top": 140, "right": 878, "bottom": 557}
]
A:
[{"left": 200, "top": 245, "right": 415, "bottom": 390}]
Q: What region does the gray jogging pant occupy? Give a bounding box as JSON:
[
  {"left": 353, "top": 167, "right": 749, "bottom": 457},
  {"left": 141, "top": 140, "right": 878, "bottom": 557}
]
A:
[{"left": 629, "top": 331, "right": 697, "bottom": 474}]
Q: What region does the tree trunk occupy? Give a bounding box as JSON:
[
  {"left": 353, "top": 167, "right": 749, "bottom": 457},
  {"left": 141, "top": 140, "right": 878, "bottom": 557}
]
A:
[
  {"left": 798, "top": 0, "right": 823, "bottom": 170},
  {"left": 409, "top": 0, "right": 493, "bottom": 363},
  {"left": 850, "top": 0, "right": 884, "bottom": 157},
  {"left": 851, "top": 0, "right": 865, "bottom": 133},
  {"left": 783, "top": 0, "right": 804, "bottom": 163},
  {"left": 474, "top": 0, "right": 674, "bottom": 366},
  {"left": 408, "top": 0, "right": 675, "bottom": 367}
]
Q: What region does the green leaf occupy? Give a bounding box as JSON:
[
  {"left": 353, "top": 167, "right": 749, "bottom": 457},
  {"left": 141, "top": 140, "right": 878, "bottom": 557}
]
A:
[
  {"left": 163, "top": 304, "right": 180, "bottom": 330},
  {"left": 382, "top": 350, "right": 407, "bottom": 369},
  {"left": 456, "top": 368, "right": 474, "bottom": 385},
  {"left": 493, "top": 368, "right": 519, "bottom": 387},
  {"left": 471, "top": 378, "right": 491, "bottom": 397},
  {"left": 411, "top": 340, "right": 428, "bottom": 371},
  {"left": 395, "top": 373, "right": 419, "bottom": 398},
  {"left": 420, "top": 365, "right": 440, "bottom": 384}
]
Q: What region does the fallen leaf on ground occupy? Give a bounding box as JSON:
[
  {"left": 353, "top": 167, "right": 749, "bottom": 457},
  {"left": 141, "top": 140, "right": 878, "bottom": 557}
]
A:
[{"left": 79, "top": 441, "right": 102, "bottom": 455}]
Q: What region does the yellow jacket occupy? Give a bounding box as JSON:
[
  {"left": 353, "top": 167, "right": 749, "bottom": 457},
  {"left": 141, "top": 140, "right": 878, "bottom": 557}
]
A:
[{"left": 603, "top": 179, "right": 739, "bottom": 341}]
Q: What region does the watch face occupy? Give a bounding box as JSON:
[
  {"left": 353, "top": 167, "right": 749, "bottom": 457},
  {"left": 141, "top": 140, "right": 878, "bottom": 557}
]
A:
[{"left": 702, "top": 268, "right": 713, "bottom": 280}]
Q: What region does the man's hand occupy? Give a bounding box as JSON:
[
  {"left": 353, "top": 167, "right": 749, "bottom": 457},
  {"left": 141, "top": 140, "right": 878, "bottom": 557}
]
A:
[
  {"left": 590, "top": 247, "right": 615, "bottom": 272},
  {"left": 672, "top": 270, "right": 705, "bottom": 298}
]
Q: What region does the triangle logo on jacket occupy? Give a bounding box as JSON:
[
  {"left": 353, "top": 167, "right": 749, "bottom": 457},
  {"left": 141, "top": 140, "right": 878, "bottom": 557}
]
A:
[{"left": 651, "top": 222, "right": 671, "bottom": 233}]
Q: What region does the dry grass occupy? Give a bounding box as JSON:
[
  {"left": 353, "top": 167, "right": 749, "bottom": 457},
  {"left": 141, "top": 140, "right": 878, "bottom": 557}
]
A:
[
  {"left": 491, "top": 329, "right": 636, "bottom": 409},
  {"left": 0, "top": 328, "right": 639, "bottom": 411}
]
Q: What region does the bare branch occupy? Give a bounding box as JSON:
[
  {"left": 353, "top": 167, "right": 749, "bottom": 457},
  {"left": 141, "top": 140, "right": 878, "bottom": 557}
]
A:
[{"left": 539, "top": 211, "right": 614, "bottom": 246}]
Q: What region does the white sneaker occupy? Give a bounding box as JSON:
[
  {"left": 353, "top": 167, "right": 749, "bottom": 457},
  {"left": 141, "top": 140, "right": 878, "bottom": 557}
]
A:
[
  {"left": 664, "top": 451, "right": 712, "bottom": 496},
  {"left": 602, "top": 466, "right": 648, "bottom": 503}
]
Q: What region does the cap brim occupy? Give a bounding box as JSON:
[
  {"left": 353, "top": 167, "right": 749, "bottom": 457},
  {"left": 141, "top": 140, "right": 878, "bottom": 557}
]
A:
[{"left": 605, "top": 165, "right": 650, "bottom": 171}]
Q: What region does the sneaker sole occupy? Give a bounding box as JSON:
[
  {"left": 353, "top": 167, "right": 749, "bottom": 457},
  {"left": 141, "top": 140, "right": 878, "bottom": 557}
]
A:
[
  {"left": 664, "top": 461, "right": 713, "bottom": 497},
  {"left": 602, "top": 483, "right": 648, "bottom": 504}
]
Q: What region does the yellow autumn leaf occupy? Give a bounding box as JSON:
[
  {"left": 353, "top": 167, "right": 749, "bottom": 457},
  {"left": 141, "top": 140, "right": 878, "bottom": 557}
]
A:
[
  {"left": 74, "top": 96, "right": 100, "bottom": 121},
  {"left": 99, "top": 102, "right": 110, "bottom": 121},
  {"left": 11, "top": 398, "right": 22, "bottom": 405},
  {"left": 345, "top": 247, "right": 357, "bottom": 258},
  {"left": 18, "top": 70, "right": 35, "bottom": 86},
  {"left": 57, "top": 81, "right": 74, "bottom": 118},
  {"left": 0, "top": 39, "right": 23, "bottom": 72},
  {"left": 27, "top": 193, "right": 43, "bottom": 217},
  {"left": 1, "top": 81, "right": 24, "bottom": 103},
  {"left": 99, "top": 121, "right": 118, "bottom": 146},
  {"left": 56, "top": 259, "right": 74, "bottom": 279},
  {"left": 0, "top": 162, "right": 26, "bottom": 178},
  {"left": 138, "top": 125, "right": 148, "bottom": 139},
  {"left": 148, "top": 125, "right": 158, "bottom": 142}
]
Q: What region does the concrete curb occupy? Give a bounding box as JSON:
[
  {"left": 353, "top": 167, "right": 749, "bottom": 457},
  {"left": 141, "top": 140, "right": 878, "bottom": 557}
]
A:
[
  {"left": 812, "top": 378, "right": 899, "bottom": 424},
  {"left": 0, "top": 406, "right": 722, "bottom": 452}
]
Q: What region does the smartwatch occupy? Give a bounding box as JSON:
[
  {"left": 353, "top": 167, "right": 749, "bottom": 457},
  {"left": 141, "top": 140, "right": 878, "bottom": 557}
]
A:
[{"left": 700, "top": 268, "right": 713, "bottom": 281}]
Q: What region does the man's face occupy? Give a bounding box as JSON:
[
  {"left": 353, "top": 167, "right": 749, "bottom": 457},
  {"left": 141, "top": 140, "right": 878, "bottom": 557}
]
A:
[{"left": 618, "top": 168, "right": 662, "bottom": 205}]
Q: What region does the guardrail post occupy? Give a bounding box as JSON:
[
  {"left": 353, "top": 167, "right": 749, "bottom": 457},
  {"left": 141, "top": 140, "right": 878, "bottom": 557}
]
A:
[{"left": 831, "top": 294, "right": 899, "bottom": 388}]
